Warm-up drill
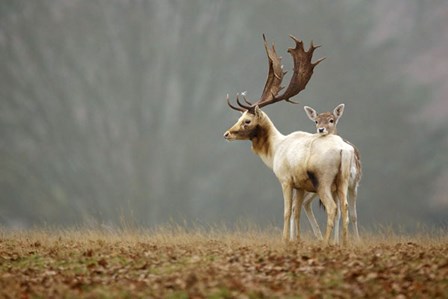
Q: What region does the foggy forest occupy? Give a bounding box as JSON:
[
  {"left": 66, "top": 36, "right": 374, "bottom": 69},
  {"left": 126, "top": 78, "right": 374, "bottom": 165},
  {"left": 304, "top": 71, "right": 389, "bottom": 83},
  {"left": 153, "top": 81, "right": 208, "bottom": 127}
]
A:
[{"left": 1, "top": 0, "right": 447, "bottom": 232}]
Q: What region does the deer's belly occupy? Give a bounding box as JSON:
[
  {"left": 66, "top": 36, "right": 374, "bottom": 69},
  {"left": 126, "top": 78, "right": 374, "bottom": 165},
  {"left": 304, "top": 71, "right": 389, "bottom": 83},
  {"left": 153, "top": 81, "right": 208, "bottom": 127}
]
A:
[{"left": 292, "top": 177, "right": 316, "bottom": 193}]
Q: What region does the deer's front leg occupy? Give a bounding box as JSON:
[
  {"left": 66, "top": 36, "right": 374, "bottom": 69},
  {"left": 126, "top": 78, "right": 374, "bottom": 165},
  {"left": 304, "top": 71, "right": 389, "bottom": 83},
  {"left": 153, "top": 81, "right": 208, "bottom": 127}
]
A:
[{"left": 281, "top": 182, "right": 293, "bottom": 243}]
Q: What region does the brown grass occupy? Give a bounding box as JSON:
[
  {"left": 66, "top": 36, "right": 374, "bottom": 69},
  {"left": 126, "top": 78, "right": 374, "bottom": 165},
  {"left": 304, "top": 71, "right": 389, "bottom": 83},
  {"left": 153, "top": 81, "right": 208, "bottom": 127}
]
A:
[{"left": 1, "top": 226, "right": 447, "bottom": 298}]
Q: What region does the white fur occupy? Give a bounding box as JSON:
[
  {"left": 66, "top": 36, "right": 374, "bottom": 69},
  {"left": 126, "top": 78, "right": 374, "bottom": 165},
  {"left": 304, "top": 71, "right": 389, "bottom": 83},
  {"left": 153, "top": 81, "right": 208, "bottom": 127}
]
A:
[
  {"left": 291, "top": 104, "right": 361, "bottom": 243},
  {"left": 225, "top": 109, "right": 354, "bottom": 244}
]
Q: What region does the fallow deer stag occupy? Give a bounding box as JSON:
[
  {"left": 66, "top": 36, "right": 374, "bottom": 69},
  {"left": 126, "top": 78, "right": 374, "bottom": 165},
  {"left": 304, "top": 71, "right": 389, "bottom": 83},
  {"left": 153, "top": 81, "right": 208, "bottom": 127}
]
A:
[
  {"left": 223, "top": 35, "right": 355, "bottom": 245},
  {"left": 291, "top": 104, "right": 362, "bottom": 242}
]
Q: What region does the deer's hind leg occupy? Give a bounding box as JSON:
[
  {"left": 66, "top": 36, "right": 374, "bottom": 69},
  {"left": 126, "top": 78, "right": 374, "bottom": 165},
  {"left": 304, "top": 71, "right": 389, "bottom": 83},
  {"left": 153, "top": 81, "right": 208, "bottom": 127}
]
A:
[
  {"left": 349, "top": 186, "right": 360, "bottom": 241},
  {"left": 337, "top": 186, "right": 349, "bottom": 246},
  {"left": 333, "top": 193, "right": 341, "bottom": 244},
  {"left": 303, "top": 192, "right": 323, "bottom": 240},
  {"left": 317, "top": 186, "right": 337, "bottom": 245}
]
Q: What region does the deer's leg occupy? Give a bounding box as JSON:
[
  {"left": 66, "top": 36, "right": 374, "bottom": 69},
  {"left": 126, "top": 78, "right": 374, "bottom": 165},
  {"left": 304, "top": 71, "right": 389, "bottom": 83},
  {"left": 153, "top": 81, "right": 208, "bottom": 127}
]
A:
[
  {"left": 290, "top": 190, "right": 299, "bottom": 241},
  {"left": 337, "top": 187, "right": 349, "bottom": 246},
  {"left": 333, "top": 193, "right": 341, "bottom": 244},
  {"left": 349, "top": 187, "right": 360, "bottom": 241},
  {"left": 303, "top": 192, "right": 323, "bottom": 240},
  {"left": 281, "top": 182, "right": 294, "bottom": 243},
  {"left": 290, "top": 190, "right": 297, "bottom": 241},
  {"left": 317, "top": 188, "right": 337, "bottom": 245},
  {"left": 291, "top": 189, "right": 305, "bottom": 242}
]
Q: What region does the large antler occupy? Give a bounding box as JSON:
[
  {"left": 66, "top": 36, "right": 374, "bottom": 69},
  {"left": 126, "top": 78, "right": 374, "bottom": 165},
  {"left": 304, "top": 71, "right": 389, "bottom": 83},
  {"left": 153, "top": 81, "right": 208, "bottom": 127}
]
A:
[{"left": 227, "top": 34, "right": 325, "bottom": 112}]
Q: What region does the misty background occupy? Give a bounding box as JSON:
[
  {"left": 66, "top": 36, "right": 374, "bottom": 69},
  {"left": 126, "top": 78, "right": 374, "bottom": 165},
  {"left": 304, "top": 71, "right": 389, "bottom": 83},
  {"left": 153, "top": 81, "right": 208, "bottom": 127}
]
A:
[{"left": 1, "top": 1, "right": 447, "bottom": 231}]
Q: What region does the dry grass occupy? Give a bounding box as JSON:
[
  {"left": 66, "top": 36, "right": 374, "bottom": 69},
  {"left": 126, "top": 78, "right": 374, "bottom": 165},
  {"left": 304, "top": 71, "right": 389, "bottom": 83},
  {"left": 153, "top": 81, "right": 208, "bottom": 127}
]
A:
[{"left": 1, "top": 226, "right": 447, "bottom": 298}]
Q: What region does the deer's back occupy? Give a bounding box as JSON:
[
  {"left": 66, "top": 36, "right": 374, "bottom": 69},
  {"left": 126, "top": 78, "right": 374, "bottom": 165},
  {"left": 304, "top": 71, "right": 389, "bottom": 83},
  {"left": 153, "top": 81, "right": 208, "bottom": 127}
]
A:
[{"left": 273, "top": 132, "right": 351, "bottom": 192}]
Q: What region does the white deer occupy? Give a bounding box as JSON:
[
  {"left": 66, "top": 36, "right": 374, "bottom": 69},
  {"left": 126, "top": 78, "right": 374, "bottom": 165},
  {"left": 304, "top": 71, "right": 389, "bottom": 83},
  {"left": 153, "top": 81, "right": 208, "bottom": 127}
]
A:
[
  {"left": 223, "top": 35, "right": 355, "bottom": 245},
  {"left": 290, "top": 104, "right": 362, "bottom": 242}
]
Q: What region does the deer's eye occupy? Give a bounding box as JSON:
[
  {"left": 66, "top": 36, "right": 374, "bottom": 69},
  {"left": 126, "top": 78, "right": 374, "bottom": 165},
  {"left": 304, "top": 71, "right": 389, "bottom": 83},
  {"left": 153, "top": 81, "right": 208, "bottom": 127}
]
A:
[
  {"left": 244, "top": 119, "right": 251, "bottom": 125},
  {"left": 315, "top": 120, "right": 318, "bottom": 124},
  {"left": 329, "top": 119, "right": 334, "bottom": 123}
]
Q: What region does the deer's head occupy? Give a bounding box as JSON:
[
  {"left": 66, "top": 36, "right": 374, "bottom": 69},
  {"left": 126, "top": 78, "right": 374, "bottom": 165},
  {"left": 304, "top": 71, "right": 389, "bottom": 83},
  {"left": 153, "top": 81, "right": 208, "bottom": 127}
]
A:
[
  {"left": 224, "top": 35, "right": 324, "bottom": 140},
  {"left": 224, "top": 106, "right": 265, "bottom": 141},
  {"left": 304, "top": 104, "right": 345, "bottom": 135}
]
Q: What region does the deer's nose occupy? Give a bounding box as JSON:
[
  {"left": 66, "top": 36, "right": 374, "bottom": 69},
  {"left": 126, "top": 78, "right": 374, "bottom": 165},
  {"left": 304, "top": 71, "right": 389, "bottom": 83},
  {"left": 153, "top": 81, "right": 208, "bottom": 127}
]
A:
[
  {"left": 224, "top": 131, "right": 230, "bottom": 138},
  {"left": 318, "top": 128, "right": 325, "bottom": 133}
]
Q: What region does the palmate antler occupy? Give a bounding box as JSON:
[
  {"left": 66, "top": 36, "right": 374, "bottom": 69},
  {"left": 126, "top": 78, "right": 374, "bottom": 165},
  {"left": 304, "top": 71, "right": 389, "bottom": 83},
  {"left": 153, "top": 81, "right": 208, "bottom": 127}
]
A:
[{"left": 227, "top": 34, "right": 325, "bottom": 112}]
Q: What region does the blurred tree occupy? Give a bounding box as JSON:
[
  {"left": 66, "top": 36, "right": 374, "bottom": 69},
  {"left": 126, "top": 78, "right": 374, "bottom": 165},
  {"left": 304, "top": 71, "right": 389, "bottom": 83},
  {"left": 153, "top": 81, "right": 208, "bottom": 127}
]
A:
[{"left": 0, "top": 0, "right": 446, "bottom": 230}]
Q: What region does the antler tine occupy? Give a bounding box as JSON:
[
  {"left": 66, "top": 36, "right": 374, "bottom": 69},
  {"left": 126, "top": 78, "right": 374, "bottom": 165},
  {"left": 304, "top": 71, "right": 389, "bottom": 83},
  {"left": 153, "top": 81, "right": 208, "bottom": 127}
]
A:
[
  {"left": 227, "top": 94, "right": 245, "bottom": 112},
  {"left": 225, "top": 34, "right": 324, "bottom": 112},
  {"left": 242, "top": 95, "right": 253, "bottom": 106},
  {"left": 286, "top": 98, "right": 300, "bottom": 104},
  {"left": 252, "top": 34, "right": 284, "bottom": 107},
  {"left": 270, "top": 35, "right": 325, "bottom": 104},
  {"left": 235, "top": 94, "right": 252, "bottom": 110},
  {"left": 312, "top": 56, "right": 326, "bottom": 67}
]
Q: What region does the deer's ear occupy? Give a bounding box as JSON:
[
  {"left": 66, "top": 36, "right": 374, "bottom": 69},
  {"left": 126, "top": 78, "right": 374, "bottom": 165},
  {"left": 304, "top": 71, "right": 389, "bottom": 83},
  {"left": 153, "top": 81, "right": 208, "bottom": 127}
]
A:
[
  {"left": 333, "top": 104, "right": 345, "bottom": 122},
  {"left": 304, "top": 106, "right": 317, "bottom": 121},
  {"left": 334, "top": 103, "right": 345, "bottom": 120}
]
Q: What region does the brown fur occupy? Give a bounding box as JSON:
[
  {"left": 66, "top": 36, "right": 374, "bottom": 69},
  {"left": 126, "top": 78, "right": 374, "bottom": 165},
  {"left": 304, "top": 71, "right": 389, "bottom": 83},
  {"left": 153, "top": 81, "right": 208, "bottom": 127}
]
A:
[
  {"left": 250, "top": 124, "right": 272, "bottom": 158},
  {"left": 344, "top": 139, "right": 362, "bottom": 183}
]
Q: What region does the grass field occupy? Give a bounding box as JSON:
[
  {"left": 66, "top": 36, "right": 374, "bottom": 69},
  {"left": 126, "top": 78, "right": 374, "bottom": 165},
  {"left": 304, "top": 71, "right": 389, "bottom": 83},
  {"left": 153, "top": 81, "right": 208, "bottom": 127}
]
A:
[{"left": 0, "top": 227, "right": 447, "bottom": 298}]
